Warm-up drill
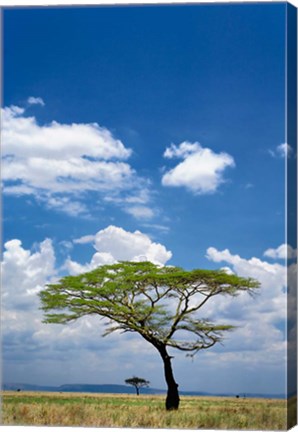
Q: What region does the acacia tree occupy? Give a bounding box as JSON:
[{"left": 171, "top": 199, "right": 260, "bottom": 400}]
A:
[
  {"left": 125, "top": 376, "right": 150, "bottom": 395},
  {"left": 39, "top": 261, "right": 259, "bottom": 410}
]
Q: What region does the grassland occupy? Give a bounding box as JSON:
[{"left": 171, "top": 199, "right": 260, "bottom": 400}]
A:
[{"left": 1, "top": 391, "right": 287, "bottom": 430}]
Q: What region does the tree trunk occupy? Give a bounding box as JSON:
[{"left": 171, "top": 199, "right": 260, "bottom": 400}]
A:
[
  {"left": 157, "top": 345, "right": 180, "bottom": 410},
  {"left": 136, "top": 387, "right": 139, "bottom": 396}
]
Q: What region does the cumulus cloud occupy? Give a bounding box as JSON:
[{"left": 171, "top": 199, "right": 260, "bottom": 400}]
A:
[
  {"left": 2, "top": 104, "right": 131, "bottom": 161},
  {"left": 201, "top": 244, "right": 289, "bottom": 389},
  {"left": 269, "top": 143, "right": 293, "bottom": 158},
  {"left": 264, "top": 243, "right": 297, "bottom": 260},
  {"left": 206, "top": 246, "right": 286, "bottom": 295},
  {"left": 2, "top": 238, "right": 56, "bottom": 310},
  {"left": 27, "top": 96, "right": 45, "bottom": 106},
  {"left": 94, "top": 226, "right": 171, "bottom": 263},
  {"left": 220, "top": 266, "right": 234, "bottom": 275},
  {"left": 1, "top": 102, "right": 151, "bottom": 217},
  {"left": 1, "top": 238, "right": 60, "bottom": 385},
  {"left": 161, "top": 141, "right": 235, "bottom": 194},
  {"left": 66, "top": 225, "right": 172, "bottom": 275},
  {"left": 205, "top": 246, "right": 286, "bottom": 347}
]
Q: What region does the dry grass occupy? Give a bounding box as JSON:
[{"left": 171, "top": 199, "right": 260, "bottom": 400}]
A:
[{"left": 1, "top": 391, "right": 287, "bottom": 430}]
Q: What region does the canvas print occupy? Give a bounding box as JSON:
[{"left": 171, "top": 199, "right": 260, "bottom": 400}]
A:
[{"left": 1, "top": 2, "right": 297, "bottom": 430}]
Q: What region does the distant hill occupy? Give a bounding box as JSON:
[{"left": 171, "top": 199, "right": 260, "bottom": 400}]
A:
[
  {"left": 3, "top": 383, "right": 59, "bottom": 392},
  {"left": 59, "top": 383, "right": 165, "bottom": 395},
  {"left": 2, "top": 382, "right": 165, "bottom": 395},
  {"left": 1, "top": 382, "right": 286, "bottom": 399}
]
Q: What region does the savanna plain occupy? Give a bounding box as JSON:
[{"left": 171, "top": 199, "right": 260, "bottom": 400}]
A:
[{"left": 1, "top": 391, "right": 290, "bottom": 430}]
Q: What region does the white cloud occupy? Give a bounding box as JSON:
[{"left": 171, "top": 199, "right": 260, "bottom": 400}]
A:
[
  {"left": 164, "top": 141, "right": 200, "bottom": 159},
  {"left": 220, "top": 266, "right": 234, "bottom": 275},
  {"left": 94, "top": 226, "right": 172, "bottom": 264},
  {"left": 103, "top": 189, "right": 155, "bottom": 221},
  {"left": 162, "top": 141, "right": 235, "bottom": 194},
  {"left": 43, "top": 195, "right": 90, "bottom": 217},
  {"left": 2, "top": 104, "right": 131, "bottom": 161},
  {"left": 206, "top": 246, "right": 286, "bottom": 294},
  {"left": 66, "top": 225, "right": 172, "bottom": 275},
  {"left": 27, "top": 96, "right": 45, "bottom": 106},
  {"left": 59, "top": 240, "right": 73, "bottom": 253},
  {"left": 1, "top": 103, "right": 151, "bottom": 217},
  {"left": 2, "top": 238, "right": 56, "bottom": 311},
  {"left": 276, "top": 143, "right": 286, "bottom": 157},
  {"left": 124, "top": 205, "right": 155, "bottom": 220},
  {"left": 264, "top": 243, "right": 297, "bottom": 260},
  {"left": 141, "top": 223, "right": 170, "bottom": 233},
  {"left": 205, "top": 245, "right": 286, "bottom": 336},
  {"left": 73, "top": 234, "right": 95, "bottom": 244},
  {"left": 269, "top": 143, "right": 293, "bottom": 158},
  {"left": 65, "top": 251, "right": 116, "bottom": 275},
  {"left": 203, "top": 245, "right": 288, "bottom": 383}
]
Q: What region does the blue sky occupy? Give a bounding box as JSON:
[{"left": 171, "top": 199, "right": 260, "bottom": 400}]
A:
[{"left": 1, "top": 3, "right": 294, "bottom": 396}]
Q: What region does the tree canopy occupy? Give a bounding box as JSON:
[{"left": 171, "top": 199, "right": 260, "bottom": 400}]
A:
[
  {"left": 39, "top": 261, "right": 260, "bottom": 410},
  {"left": 125, "top": 376, "right": 150, "bottom": 395}
]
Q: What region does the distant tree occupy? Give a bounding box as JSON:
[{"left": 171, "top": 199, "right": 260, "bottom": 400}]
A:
[
  {"left": 125, "top": 376, "right": 150, "bottom": 395},
  {"left": 39, "top": 261, "right": 259, "bottom": 410}
]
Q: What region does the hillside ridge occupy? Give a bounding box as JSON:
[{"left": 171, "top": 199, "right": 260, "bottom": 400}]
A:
[{"left": 2, "top": 382, "right": 286, "bottom": 399}]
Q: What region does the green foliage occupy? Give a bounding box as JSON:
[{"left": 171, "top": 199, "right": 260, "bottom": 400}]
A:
[
  {"left": 39, "top": 261, "right": 260, "bottom": 355},
  {"left": 125, "top": 377, "right": 150, "bottom": 394}
]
